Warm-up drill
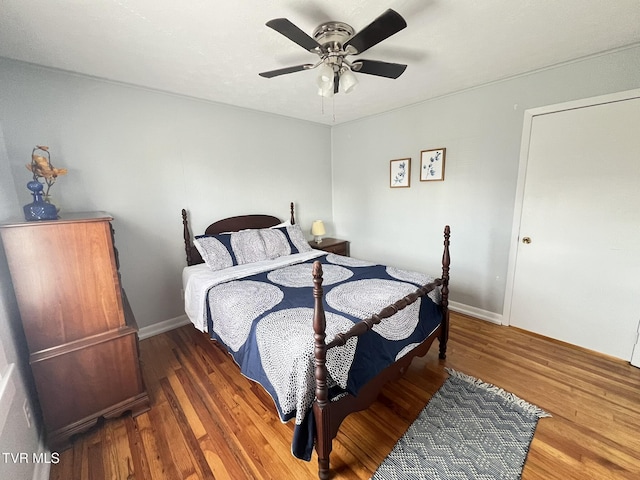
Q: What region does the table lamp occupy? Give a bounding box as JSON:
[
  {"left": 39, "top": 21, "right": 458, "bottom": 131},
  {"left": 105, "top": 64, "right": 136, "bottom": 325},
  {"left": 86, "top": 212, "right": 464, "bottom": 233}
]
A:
[{"left": 311, "top": 220, "right": 326, "bottom": 244}]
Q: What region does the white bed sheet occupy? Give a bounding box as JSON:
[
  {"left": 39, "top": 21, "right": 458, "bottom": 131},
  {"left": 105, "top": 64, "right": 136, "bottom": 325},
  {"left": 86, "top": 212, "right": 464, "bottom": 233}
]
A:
[{"left": 182, "top": 250, "right": 326, "bottom": 332}]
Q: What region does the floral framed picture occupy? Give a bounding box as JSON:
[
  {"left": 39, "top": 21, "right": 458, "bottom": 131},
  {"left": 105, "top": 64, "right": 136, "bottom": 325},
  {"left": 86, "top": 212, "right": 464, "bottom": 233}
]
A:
[
  {"left": 420, "top": 148, "right": 446, "bottom": 181},
  {"left": 390, "top": 158, "right": 411, "bottom": 188}
]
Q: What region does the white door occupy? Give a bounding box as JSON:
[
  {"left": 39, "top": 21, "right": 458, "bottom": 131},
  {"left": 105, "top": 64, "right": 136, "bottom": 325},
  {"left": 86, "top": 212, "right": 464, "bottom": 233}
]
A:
[{"left": 505, "top": 90, "right": 640, "bottom": 361}]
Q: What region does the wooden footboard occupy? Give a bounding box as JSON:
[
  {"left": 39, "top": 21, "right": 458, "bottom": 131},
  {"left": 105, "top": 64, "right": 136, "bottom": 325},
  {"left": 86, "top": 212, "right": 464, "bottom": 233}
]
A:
[{"left": 312, "top": 225, "right": 451, "bottom": 480}]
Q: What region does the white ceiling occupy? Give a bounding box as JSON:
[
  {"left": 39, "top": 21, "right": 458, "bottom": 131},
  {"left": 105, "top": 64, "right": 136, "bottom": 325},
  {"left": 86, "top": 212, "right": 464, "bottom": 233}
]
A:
[{"left": 1, "top": 0, "right": 639, "bottom": 125}]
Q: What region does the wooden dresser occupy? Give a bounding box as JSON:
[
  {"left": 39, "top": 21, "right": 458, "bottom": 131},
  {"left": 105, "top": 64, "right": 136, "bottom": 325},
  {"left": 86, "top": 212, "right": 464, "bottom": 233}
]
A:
[{"left": 0, "top": 212, "right": 150, "bottom": 449}]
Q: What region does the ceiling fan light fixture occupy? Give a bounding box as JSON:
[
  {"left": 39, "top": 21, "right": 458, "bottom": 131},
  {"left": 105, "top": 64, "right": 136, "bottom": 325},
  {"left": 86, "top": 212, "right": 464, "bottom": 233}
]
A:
[
  {"left": 317, "top": 81, "right": 335, "bottom": 98},
  {"left": 317, "top": 63, "right": 335, "bottom": 97},
  {"left": 340, "top": 67, "right": 358, "bottom": 94},
  {"left": 260, "top": 9, "right": 408, "bottom": 98},
  {"left": 317, "top": 63, "right": 334, "bottom": 84}
]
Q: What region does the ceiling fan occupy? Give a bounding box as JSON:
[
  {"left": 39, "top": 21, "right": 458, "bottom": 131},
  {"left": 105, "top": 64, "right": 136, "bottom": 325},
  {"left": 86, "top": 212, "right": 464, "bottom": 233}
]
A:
[{"left": 259, "top": 9, "right": 408, "bottom": 96}]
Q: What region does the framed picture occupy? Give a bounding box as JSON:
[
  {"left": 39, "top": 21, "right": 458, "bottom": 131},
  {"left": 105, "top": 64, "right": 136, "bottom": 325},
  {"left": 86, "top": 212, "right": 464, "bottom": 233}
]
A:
[
  {"left": 420, "top": 148, "right": 446, "bottom": 181},
  {"left": 390, "top": 158, "right": 411, "bottom": 188}
]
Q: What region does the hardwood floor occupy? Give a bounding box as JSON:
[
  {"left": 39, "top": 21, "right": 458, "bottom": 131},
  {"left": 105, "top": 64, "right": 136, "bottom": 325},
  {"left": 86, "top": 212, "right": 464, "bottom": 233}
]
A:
[{"left": 49, "top": 312, "right": 640, "bottom": 479}]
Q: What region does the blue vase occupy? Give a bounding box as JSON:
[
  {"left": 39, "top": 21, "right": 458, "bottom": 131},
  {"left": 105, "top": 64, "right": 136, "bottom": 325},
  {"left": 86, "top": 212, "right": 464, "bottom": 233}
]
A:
[{"left": 23, "top": 181, "right": 58, "bottom": 221}]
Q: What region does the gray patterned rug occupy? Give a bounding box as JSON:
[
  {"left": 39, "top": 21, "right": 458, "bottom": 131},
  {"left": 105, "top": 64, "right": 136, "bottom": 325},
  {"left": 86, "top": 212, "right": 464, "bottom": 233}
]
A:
[{"left": 372, "top": 369, "right": 551, "bottom": 480}]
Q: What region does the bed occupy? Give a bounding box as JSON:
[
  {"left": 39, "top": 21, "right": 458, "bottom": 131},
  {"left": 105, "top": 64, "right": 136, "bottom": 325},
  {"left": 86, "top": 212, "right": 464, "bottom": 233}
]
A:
[{"left": 181, "top": 203, "right": 450, "bottom": 479}]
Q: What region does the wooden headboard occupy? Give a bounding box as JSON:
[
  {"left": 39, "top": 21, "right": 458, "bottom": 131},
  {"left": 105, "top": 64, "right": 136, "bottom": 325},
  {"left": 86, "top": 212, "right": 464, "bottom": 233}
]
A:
[{"left": 181, "top": 202, "right": 296, "bottom": 266}]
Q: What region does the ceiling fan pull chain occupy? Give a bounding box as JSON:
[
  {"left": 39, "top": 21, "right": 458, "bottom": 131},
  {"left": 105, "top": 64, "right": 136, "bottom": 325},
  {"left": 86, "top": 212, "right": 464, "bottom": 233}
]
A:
[{"left": 332, "top": 96, "right": 336, "bottom": 123}]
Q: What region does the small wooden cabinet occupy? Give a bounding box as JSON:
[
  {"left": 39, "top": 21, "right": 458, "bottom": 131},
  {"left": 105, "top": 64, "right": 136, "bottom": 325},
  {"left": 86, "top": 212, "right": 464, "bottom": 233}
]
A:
[
  {"left": 0, "top": 212, "right": 149, "bottom": 449},
  {"left": 309, "top": 237, "right": 350, "bottom": 256}
]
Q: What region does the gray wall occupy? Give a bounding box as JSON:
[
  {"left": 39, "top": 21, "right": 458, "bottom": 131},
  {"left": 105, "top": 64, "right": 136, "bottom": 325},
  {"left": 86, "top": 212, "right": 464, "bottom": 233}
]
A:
[
  {"left": 331, "top": 45, "right": 640, "bottom": 318},
  {"left": 0, "top": 129, "right": 42, "bottom": 480},
  {"left": 0, "top": 58, "right": 333, "bottom": 477},
  {"left": 0, "top": 58, "right": 333, "bottom": 331}
]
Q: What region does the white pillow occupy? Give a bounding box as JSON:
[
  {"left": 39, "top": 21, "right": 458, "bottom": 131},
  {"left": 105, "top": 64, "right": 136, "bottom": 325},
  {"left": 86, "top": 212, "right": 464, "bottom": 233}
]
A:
[{"left": 270, "top": 220, "right": 292, "bottom": 228}]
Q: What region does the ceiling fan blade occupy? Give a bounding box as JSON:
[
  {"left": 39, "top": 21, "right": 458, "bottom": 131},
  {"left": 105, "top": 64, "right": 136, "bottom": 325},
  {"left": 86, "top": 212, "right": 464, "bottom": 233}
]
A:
[
  {"left": 266, "top": 18, "right": 321, "bottom": 52},
  {"left": 352, "top": 59, "right": 407, "bottom": 79},
  {"left": 259, "top": 64, "right": 313, "bottom": 78},
  {"left": 344, "top": 9, "right": 407, "bottom": 55}
]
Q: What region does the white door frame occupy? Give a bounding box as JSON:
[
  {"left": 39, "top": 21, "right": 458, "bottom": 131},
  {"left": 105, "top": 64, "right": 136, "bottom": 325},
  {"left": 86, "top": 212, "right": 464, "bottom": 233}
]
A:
[{"left": 502, "top": 88, "right": 640, "bottom": 327}]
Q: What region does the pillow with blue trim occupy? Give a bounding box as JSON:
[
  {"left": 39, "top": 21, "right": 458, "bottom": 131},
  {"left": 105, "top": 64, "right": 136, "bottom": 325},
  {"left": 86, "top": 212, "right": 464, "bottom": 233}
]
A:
[
  {"left": 230, "top": 229, "right": 269, "bottom": 264},
  {"left": 194, "top": 234, "right": 237, "bottom": 271},
  {"left": 267, "top": 224, "right": 312, "bottom": 255},
  {"left": 260, "top": 228, "right": 292, "bottom": 259},
  {"left": 196, "top": 224, "right": 311, "bottom": 270}
]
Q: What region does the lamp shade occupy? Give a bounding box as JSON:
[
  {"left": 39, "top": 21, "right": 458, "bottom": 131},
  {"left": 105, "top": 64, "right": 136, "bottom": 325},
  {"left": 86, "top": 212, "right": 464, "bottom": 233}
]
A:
[
  {"left": 311, "top": 220, "right": 326, "bottom": 236},
  {"left": 317, "top": 63, "right": 334, "bottom": 84},
  {"left": 340, "top": 68, "right": 358, "bottom": 94},
  {"left": 317, "top": 82, "right": 334, "bottom": 98},
  {"left": 317, "top": 64, "right": 334, "bottom": 97}
]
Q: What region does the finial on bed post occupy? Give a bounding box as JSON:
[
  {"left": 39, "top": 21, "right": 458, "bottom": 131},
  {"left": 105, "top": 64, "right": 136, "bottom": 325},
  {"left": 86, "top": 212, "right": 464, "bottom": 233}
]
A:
[
  {"left": 439, "top": 225, "right": 451, "bottom": 359},
  {"left": 312, "top": 261, "right": 331, "bottom": 480},
  {"left": 182, "top": 209, "right": 193, "bottom": 266},
  {"left": 290, "top": 202, "right": 295, "bottom": 225}
]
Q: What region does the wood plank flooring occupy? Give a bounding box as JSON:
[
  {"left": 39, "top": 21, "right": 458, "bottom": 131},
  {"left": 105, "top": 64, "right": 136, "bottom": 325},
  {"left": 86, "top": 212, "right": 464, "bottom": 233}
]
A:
[{"left": 49, "top": 312, "right": 640, "bottom": 479}]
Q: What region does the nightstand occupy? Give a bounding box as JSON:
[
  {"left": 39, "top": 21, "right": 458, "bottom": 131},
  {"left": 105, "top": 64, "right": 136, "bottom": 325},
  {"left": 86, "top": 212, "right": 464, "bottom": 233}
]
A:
[{"left": 309, "top": 237, "right": 350, "bottom": 256}]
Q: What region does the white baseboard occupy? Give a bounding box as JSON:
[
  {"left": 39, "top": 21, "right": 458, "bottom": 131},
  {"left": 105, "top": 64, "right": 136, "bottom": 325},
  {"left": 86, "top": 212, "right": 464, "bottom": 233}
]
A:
[
  {"left": 0, "top": 363, "right": 16, "bottom": 434},
  {"left": 138, "top": 315, "right": 191, "bottom": 340},
  {"left": 139, "top": 304, "right": 502, "bottom": 341},
  {"left": 32, "top": 462, "right": 50, "bottom": 480},
  {"left": 631, "top": 320, "right": 640, "bottom": 368},
  {"left": 32, "top": 437, "right": 51, "bottom": 480},
  {"left": 448, "top": 301, "right": 503, "bottom": 325}
]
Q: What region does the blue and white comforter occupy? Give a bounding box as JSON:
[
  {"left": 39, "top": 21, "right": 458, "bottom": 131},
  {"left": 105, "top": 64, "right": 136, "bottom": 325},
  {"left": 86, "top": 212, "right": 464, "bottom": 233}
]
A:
[{"left": 183, "top": 251, "right": 442, "bottom": 459}]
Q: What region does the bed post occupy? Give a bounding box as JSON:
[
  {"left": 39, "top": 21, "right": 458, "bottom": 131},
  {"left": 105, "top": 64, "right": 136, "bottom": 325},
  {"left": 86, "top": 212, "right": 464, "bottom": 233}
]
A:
[
  {"left": 182, "top": 209, "right": 193, "bottom": 266},
  {"left": 312, "top": 261, "right": 331, "bottom": 480},
  {"left": 290, "top": 202, "right": 295, "bottom": 225},
  {"left": 439, "top": 225, "right": 451, "bottom": 359}
]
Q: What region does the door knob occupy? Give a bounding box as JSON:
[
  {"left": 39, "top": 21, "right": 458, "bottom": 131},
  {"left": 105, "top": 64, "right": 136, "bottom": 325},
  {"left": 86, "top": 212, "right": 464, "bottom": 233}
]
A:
[{"left": 522, "top": 237, "right": 532, "bottom": 244}]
